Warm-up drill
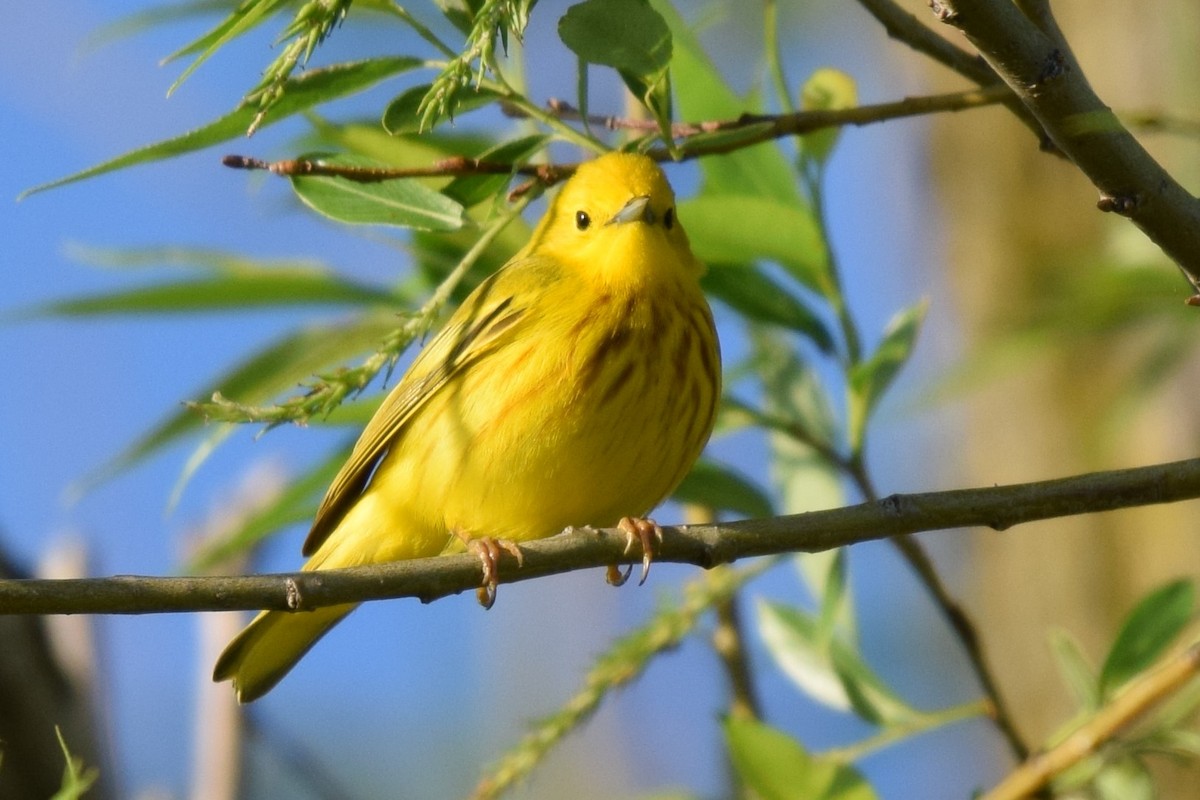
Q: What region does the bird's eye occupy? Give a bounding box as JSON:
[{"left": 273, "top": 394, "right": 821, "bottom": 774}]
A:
[
  {"left": 663, "top": 207, "right": 675, "bottom": 230},
  {"left": 575, "top": 210, "right": 591, "bottom": 231}
]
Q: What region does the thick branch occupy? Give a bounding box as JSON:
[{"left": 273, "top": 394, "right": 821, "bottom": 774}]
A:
[
  {"left": 934, "top": 0, "right": 1200, "bottom": 295},
  {"left": 1, "top": 458, "right": 1198, "bottom": 616}
]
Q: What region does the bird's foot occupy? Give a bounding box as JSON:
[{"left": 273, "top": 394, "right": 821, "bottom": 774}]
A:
[
  {"left": 460, "top": 534, "right": 525, "bottom": 609},
  {"left": 605, "top": 516, "right": 664, "bottom": 587}
]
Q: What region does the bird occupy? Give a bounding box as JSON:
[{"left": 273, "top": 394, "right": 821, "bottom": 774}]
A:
[{"left": 213, "top": 151, "right": 721, "bottom": 702}]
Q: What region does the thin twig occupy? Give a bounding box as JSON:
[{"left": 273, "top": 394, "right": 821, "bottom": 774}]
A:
[
  {"left": 222, "top": 85, "right": 1011, "bottom": 187},
  {"left": 980, "top": 642, "right": 1200, "bottom": 800},
  {"left": 2, "top": 457, "right": 1199, "bottom": 616},
  {"left": 847, "top": 456, "right": 1029, "bottom": 761}
]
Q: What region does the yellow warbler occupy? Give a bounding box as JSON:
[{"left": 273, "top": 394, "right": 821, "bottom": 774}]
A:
[{"left": 213, "top": 152, "right": 721, "bottom": 702}]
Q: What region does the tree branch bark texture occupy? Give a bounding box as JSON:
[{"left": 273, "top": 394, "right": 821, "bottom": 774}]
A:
[
  {"left": 2, "top": 458, "right": 1198, "bottom": 617},
  {"left": 934, "top": 0, "right": 1200, "bottom": 293}
]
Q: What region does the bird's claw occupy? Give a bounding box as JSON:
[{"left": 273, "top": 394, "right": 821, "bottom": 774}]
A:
[
  {"left": 608, "top": 516, "right": 664, "bottom": 587},
  {"left": 463, "top": 535, "right": 524, "bottom": 609}
]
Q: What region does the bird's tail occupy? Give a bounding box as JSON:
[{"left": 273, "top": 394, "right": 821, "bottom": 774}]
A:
[{"left": 213, "top": 601, "right": 357, "bottom": 703}]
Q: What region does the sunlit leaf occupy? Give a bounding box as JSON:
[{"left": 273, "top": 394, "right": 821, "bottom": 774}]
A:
[
  {"left": 163, "top": 0, "right": 289, "bottom": 95},
  {"left": 682, "top": 195, "right": 831, "bottom": 296},
  {"left": 652, "top": 0, "right": 798, "bottom": 204},
  {"left": 847, "top": 299, "right": 928, "bottom": 452},
  {"left": 74, "top": 313, "right": 402, "bottom": 494},
  {"left": 1099, "top": 579, "right": 1194, "bottom": 698},
  {"left": 383, "top": 84, "right": 503, "bottom": 134},
  {"left": 757, "top": 599, "right": 917, "bottom": 725},
  {"left": 22, "top": 57, "right": 423, "bottom": 197},
  {"left": 20, "top": 273, "right": 397, "bottom": 317},
  {"left": 1092, "top": 756, "right": 1155, "bottom": 800},
  {"left": 724, "top": 717, "right": 878, "bottom": 800},
  {"left": 800, "top": 68, "right": 858, "bottom": 166},
  {"left": 291, "top": 153, "right": 465, "bottom": 230}
]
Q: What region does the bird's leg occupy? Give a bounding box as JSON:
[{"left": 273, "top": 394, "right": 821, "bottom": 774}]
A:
[
  {"left": 606, "top": 516, "right": 664, "bottom": 587},
  {"left": 457, "top": 532, "right": 525, "bottom": 609}
]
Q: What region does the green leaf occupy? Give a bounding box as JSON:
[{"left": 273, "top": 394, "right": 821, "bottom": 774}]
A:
[
  {"left": 559, "top": 0, "right": 674, "bottom": 144},
  {"left": 702, "top": 263, "right": 834, "bottom": 352},
  {"left": 441, "top": 134, "right": 550, "bottom": 207},
  {"left": 651, "top": 0, "right": 798, "bottom": 204},
  {"left": 1092, "top": 756, "right": 1155, "bottom": 800},
  {"left": 672, "top": 459, "right": 774, "bottom": 519},
  {"left": 50, "top": 727, "right": 99, "bottom": 800},
  {"left": 1049, "top": 628, "right": 1100, "bottom": 711},
  {"left": 20, "top": 273, "right": 398, "bottom": 317},
  {"left": 800, "top": 68, "right": 858, "bottom": 166},
  {"left": 1100, "top": 579, "right": 1194, "bottom": 697},
  {"left": 291, "top": 153, "right": 465, "bottom": 230},
  {"left": 682, "top": 195, "right": 831, "bottom": 296},
  {"left": 163, "top": 0, "right": 289, "bottom": 95},
  {"left": 756, "top": 599, "right": 917, "bottom": 725},
  {"left": 752, "top": 331, "right": 844, "bottom": 512},
  {"left": 808, "top": 548, "right": 852, "bottom": 644},
  {"left": 847, "top": 299, "right": 928, "bottom": 452},
  {"left": 558, "top": 0, "right": 672, "bottom": 77},
  {"left": 186, "top": 445, "right": 350, "bottom": 572},
  {"left": 73, "top": 313, "right": 402, "bottom": 495},
  {"left": 724, "top": 717, "right": 878, "bottom": 800},
  {"left": 383, "top": 84, "right": 503, "bottom": 134},
  {"left": 22, "top": 57, "right": 423, "bottom": 197}
]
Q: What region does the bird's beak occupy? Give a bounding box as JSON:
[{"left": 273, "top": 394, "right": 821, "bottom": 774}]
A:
[{"left": 607, "top": 195, "right": 654, "bottom": 226}]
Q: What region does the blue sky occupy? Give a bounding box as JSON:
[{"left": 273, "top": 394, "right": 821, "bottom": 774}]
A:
[{"left": 2, "top": 2, "right": 1002, "bottom": 797}]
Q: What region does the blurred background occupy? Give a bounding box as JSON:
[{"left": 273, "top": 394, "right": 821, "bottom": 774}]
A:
[{"left": 3, "top": 1, "right": 1198, "bottom": 798}]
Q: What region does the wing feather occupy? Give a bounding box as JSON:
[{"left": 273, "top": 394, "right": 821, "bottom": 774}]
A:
[{"left": 302, "top": 269, "right": 529, "bottom": 555}]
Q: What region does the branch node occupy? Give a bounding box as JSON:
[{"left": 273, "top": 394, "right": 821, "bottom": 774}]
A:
[
  {"left": 1097, "top": 192, "right": 1140, "bottom": 215},
  {"left": 878, "top": 493, "right": 909, "bottom": 516},
  {"left": 1035, "top": 49, "right": 1069, "bottom": 86},
  {"left": 929, "top": 1, "right": 958, "bottom": 24},
  {"left": 285, "top": 577, "right": 301, "bottom": 610}
]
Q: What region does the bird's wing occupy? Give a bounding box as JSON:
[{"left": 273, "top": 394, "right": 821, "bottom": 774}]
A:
[{"left": 302, "top": 265, "right": 533, "bottom": 555}]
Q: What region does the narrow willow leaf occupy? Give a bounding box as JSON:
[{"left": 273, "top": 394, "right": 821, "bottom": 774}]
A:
[
  {"left": 73, "top": 313, "right": 402, "bottom": 494},
  {"left": 20, "top": 274, "right": 397, "bottom": 317},
  {"left": 1049, "top": 628, "right": 1101, "bottom": 712},
  {"left": 291, "top": 153, "right": 465, "bottom": 230},
  {"left": 757, "top": 599, "right": 917, "bottom": 725},
  {"left": 1099, "top": 579, "right": 1195, "bottom": 698},
  {"left": 441, "top": 134, "right": 550, "bottom": 208},
  {"left": 163, "top": 0, "right": 289, "bottom": 95},
  {"left": 651, "top": 0, "right": 798, "bottom": 204},
  {"left": 672, "top": 459, "right": 774, "bottom": 519},
  {"left": 724, "top": 717, "right": 878, "bottom": 800},
  {"left": 682, "top": 195, "right": 831, "bottom": 297},
  {"left": 22, "top": 57, "right": 423, "bottom": 197},
  {"left": 382, "top": 83, "right": 502, "bottom": 134},
  {"left": 702, "top": 263, "right": 834, "bottom": 352},
  {"left": 186, "top": 444, "right": 350, "bottom": 572},
  {"left": 847, "top": 299, "right": 928, "bottom": 452}
]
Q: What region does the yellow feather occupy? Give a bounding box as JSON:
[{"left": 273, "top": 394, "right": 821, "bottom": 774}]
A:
[{"left": 214, "top": 152, "right": 721, "bottom": 702}]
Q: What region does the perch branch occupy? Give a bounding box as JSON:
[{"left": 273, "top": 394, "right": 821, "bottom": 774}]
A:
[{"left": 1, "top": 458, "right": 1199, "bottom": 616}]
